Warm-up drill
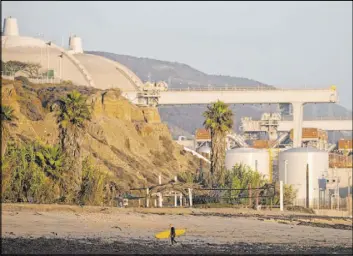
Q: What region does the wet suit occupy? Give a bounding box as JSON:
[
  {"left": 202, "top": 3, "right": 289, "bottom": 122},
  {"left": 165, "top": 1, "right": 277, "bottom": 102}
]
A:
[{"left": 170, "top": 226, "right": 177, "bottom": 245}]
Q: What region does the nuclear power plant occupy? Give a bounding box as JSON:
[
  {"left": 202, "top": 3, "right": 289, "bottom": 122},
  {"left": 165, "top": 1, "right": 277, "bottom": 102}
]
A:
[
  {"left": 1, "top": 16, "right": 352, "bottom": 209},
  {"left": 1, "top": 16, "right": 150, "bottom": 92}
]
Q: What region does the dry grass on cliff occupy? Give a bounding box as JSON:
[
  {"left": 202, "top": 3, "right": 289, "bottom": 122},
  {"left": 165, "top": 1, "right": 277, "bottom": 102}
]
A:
[{"left": 2, "top": 79, "right": 201, "bottom": 191}]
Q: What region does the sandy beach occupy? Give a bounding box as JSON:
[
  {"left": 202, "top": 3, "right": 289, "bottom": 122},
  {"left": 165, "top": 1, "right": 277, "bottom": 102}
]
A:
[{"left": 2, "top": 204, "right": 352, "bottom": 254}]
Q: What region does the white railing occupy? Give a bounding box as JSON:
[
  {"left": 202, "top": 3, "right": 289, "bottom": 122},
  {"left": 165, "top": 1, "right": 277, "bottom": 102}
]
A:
[
  {"left": 167, "top": 86, "right": 334, "bottom": 92},
  {"left": 1, "top": 72, "right": 62, "bottom": 84},
  {"left": 183, "top": 147, "right": 210, "bottom": 164},
  {"left": 1, "top": 71, "right": 16, "bottom": 77},
  {"left": 282, "top": 116, "right": 352, "bottom": 121},
  {"left": 28, "top": 77, "right": 62, "bottom": 84},
  {"left": 1, "top": 71, "right": 15, "bottom": 80}
]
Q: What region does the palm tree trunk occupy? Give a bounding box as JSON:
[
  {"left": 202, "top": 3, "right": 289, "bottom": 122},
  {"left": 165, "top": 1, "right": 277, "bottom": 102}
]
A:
[
  {"left": 210, "top": 131, "right": 227, "bottom": 186},
  {"left": 1, "top": 127, "right": 10, "bottom": 158},
  {"left": 60, "top": 127, "right": 83, "bottom": 194},
  {"left": 2, "top": 137, "right": 7, "bottom": 158}
]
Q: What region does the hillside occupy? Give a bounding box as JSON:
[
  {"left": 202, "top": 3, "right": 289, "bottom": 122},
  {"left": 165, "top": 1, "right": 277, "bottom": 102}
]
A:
[
  {"left": 86, "top": 51, "right": 270, "bottom": 89},
  {"left": 88, "top": 51, "right": 352, "bottom": 140},
  {"left": 1, "top": 78, "right": 201, "bottom": 195}
]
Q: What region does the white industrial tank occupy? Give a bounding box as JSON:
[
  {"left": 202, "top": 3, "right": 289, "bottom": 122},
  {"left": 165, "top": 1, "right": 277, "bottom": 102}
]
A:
[
  {"left": 3, "top": 17, "right": 19, "bottom": 36},
  {"left": 197, "top": 145, "right": 211, "bottom": 159},
  {"left": 69, "top": 35, "right": 83, "bottom": 53},
  {"left": 225, "top": 148, "right": 270, "bottom": 179},
  {"left": 278, "top": 147, "right": 329, "bottom": 205},
  {"left": 197, "top": 145, "right": 211, "bottom": 155}
]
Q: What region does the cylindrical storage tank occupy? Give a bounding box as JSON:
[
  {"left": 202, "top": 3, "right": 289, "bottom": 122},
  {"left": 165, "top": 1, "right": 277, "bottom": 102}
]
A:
[
  {"left": 278, "top": 147, "right": 329, "bottom": 207},
  {"left": 3, "top": 17, "right": 19, "bottom": 36},
  {"left": 69, "top": 35, "right": 83, "bottom": 53},
  {"left": 197, "top": 145, "right": 211, "bottom": 159},
  {"left": 225, "top": 148, "right": 270, "bottom": 179}
]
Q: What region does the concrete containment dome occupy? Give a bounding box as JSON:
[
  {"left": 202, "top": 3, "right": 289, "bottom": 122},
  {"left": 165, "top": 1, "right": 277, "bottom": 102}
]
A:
[
  {"left": 2, "top": 44, "right": 90, "bottom": 86},
  {"left": 225, "top": 148, "right": 270, "bottom": 179},
  {"left": 1, "top": 17, "right": 144, "bottom": 92},
  {"left": 278, "top": 147, "right": 329, "bottom": 206},
  {"left": 74, "top": 53, "right": 144, "bottom": 91},
  {"left": 1, "top": 17, "right": 143, "bottom": 92}
]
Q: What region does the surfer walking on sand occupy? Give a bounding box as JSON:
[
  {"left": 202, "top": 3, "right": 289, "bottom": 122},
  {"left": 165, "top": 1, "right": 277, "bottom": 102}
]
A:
[{"left": 170, "top": 224, "right": 177, "bottom": 245}]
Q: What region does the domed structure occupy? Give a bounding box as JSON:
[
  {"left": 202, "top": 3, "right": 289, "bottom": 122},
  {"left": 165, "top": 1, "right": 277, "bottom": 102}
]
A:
[{"left": 1, "top": 17, "right": 144, "bottom": 92}]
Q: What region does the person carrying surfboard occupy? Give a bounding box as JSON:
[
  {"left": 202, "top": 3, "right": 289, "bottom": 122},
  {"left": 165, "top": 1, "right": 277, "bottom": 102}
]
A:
[{"left": 169, "top": 224, "right": 177, "bottom": 245}]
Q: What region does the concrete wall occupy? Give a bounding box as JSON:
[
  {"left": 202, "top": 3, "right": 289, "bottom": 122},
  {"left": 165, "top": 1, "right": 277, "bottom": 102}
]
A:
[{"left": 2, "top": 46, "right": 88, "bottom": 86}]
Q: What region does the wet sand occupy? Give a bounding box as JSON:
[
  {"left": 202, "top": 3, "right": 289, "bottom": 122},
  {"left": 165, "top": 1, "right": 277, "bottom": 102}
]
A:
[{"left": 2, "top": 204, "right": 352, "bottom": 254}]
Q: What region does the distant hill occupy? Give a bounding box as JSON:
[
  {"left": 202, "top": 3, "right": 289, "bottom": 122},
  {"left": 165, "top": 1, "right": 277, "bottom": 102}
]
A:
[
  {"left": 86, "top": 51, "right": 271, "bottom": 89},
  {"left": 88, "top": 51, "right": 352, "bottom": 141}
]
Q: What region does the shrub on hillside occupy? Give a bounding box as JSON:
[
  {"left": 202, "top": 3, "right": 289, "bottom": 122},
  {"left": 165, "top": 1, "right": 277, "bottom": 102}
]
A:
[
  {"left": 15, "top": 76, "right": 30, "bottom": 86},
  {"left": 1, "top": 142, "right": 58, "bottom": 203},
  {"left": 79, "top": 157, "right": 107, "bottom": 206}
]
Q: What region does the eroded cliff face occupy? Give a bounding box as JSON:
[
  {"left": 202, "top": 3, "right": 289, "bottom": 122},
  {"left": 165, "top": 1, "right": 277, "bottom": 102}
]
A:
[{"left": 1, "top": 80, "right": 199, "bottom": 189}]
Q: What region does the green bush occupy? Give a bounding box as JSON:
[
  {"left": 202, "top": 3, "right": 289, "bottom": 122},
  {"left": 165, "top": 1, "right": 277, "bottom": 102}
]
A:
[
  {"left": 177, "top": 171, "right": 196, "bottom": 183},
  {"left": 79, "top": 157, "right": 107, "bottom": 206},
  {"left": 15, "top": 76, "right": 30, "bottom": 86},
  {"left": 1, "top": 142, "right": 57, "bottom": 203},
  {"left": 273, "top": 183, "right": 298, "bottom": 206}
]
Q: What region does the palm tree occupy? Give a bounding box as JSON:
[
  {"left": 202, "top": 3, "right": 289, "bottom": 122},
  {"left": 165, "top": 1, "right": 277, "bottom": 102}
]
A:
[
  {"left": 203, "top": 100, "right": 233, "bottom": 186},
  {"left": 1, "top": 105, "right": 18, "bottom": 157},
  {"left": 55, "top": 90, "right": 91, "bottom": 193},
  {"left": 35, "top": 144, "right": 64, "bottom": 181}
]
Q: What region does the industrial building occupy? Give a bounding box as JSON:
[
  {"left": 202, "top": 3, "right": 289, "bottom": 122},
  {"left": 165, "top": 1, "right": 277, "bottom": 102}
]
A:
[
  {"left": 2, "top": 16, "right": 351, "bottom": 209},
  {"left": 1, "top": 16, "right": 147, "bottom": 92}
]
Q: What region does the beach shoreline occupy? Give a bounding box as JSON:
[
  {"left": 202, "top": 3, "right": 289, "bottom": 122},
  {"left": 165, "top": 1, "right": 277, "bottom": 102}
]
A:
[{"left": 2, "top": 204, "right": 352, "bottom": 254}]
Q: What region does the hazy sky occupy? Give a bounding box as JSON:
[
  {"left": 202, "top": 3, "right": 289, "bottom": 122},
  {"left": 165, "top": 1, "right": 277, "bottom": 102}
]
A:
[{"left": 2, "top": 1, "right": 352, "bottom": 110}]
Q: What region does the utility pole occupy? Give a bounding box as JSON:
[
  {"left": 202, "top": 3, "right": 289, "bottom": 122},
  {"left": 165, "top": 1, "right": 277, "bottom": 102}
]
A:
[
  {"left": 158, "top": 192, "right": 163, "bottom": 208},
  {"left": 145, "top": 187, "right": 149, "bottom": 208},
  {"left": 46, "top": 41, "right": 51, "bottom": 81},
  {"left": 306, "top": 163, "right": 309, "bottom": 208},
  {"left": 188, "top": 188, "right": 193, "bottom": 207},
  {"left": 248, "top": 184, "right": 252, "bottom": 208},
  {"left": 334, "top": 168, "right": 340, "bottom": 210},
  {"left": 38, "top": 33, "right": 43, "bottom": 68},
  {"left": 284, "top": 160, "right": 288, "bottom": 184},
  {"left": 58, "top": 52, "right": 63, "bottom": 81},
  {"left": 174, "top": 192, "right": 177, "bottom": 207},
  {"left": 280, "top": 180, "right": 284, "bottom": 211}
]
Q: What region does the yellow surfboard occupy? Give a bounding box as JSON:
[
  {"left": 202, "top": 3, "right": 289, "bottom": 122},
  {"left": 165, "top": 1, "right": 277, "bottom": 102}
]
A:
[{"left": 155, "top": 229, "right": 186, "bottom": 239}]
